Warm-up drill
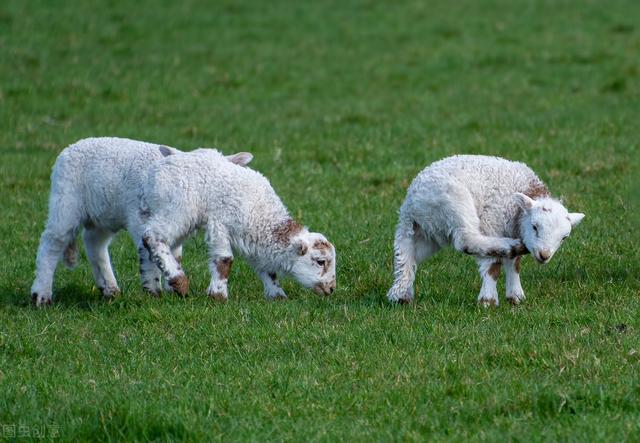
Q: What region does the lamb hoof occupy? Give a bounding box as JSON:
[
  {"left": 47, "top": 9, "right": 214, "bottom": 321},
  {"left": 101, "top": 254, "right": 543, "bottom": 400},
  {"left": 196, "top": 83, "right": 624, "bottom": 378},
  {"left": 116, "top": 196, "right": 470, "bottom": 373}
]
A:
[
  {"left": 509, "top": 240, "right": 528, "bottom": 258},
  {"left": 270, "top": 295, "right": 288, "bottom": 301},
  {"left": 100, "top": 286, "right": 120, "bottom": 299},
  {"left": 479, "top": 298, "right": 498, "bottom": 307},
  {"left": 169, "top": 275, "right": 189, "bottom": 296},
  {"left": 144, "top": 288, "right": 161, "bottom": 298},
  {"left": 208, "top": 292, "right": 228, "bottom": 302},
  {"left": 387, "top": 286, "right": 414, "bottom": 305},
  {"left": 507, "top": 293, "right": 525, "bottom": 305},
  {"left": 32, "top": 292, "right": 52, "bottom": 307}
]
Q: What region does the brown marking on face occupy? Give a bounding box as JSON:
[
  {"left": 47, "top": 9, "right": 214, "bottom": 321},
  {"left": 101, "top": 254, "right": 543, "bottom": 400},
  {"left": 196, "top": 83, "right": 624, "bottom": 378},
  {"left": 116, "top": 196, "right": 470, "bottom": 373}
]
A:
[
  {"left": 273, "top": 218, "right": 303, "bottom": 245},
  {"left": 169, "top": 275, "right": 189, "bottom": 296},
  {"left": 216, "top": 257, "right": 233, "bottom": 279},
  {"left": 175, "top": 255, "right": 183, "bottom": 264},
  {"left": 488, "top": 262, "right": 501, "bottom": 280},
  {"left": 514, "top": 256, "right": 521, "bottom": 273},
  {"left": 524, "top": 179, "right": 550, "bottom": 200}
]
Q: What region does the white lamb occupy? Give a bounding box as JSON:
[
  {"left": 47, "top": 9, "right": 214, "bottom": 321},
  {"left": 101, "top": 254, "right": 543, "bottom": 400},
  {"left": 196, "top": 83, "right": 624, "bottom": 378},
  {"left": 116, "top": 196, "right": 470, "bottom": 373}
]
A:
[
  {"left": 138, "top": 148, "right": 336, "bottom": 301},
  {"left": 31, "top": 137, "right": 253, "bottom": 305},
  {"left": 387, "top": 155, "right": 584, "bottom": 306}
]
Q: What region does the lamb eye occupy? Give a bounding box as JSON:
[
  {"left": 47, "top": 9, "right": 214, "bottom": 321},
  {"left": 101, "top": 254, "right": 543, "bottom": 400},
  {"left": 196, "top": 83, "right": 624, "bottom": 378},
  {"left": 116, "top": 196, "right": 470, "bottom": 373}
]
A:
[
  {"left": 532, "top": 225, "right": 538, "bottom": 233},
  {"left": 316, "top": 259, "right": 326, "bottom": 267}
]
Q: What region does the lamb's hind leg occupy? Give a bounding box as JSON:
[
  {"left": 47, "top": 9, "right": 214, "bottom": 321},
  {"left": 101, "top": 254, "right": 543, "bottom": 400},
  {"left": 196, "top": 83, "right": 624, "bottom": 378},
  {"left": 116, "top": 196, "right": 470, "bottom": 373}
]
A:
[
  {"left": 477, "top": 258, "right": 501, "bottom": 307},
  {"left": 447, "top": 204, "right": 525, "bottom": 259},
  {"left": 205, "top": 224, "right": 233, "bottom": 301},
  {"left": 31, "top": 227, "right": 78, "bottom": 306},
  {"left": 84, "top": 227, "right": 119, "bottom": 298},
  {"left": 142, "top": 232, "right": 188, "bottom": 296},
  {"left": 387, "top": 220, "right": 438, "bottom": 304}
]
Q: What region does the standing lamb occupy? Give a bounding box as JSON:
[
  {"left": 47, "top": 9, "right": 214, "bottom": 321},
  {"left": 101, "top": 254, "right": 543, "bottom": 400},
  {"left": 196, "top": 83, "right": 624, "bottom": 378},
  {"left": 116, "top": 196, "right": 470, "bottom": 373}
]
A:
[
  {"left": 31, "top": 137, "right": 252, "bottom": 306},
  {"left": 138, "top": 148, "right": 336, "bottom": 301},
  {"left": 387, "top": 155, "right": 584, "bottom": 306}
]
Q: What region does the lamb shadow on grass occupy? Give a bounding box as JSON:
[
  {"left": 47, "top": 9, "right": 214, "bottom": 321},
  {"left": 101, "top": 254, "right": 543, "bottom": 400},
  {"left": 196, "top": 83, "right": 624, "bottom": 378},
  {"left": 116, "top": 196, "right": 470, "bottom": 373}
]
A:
[{"left": 2, "top": 282, "right": 106, "bottom": 311}]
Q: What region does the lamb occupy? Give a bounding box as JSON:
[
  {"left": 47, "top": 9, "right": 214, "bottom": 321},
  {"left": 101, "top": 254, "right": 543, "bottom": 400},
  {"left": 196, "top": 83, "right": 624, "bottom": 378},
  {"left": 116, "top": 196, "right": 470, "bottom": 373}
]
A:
[
  {"left": 387, "top": 155, "right": 584, "bottom": 306},
  {"left": 31, "top": 137, "right": 253, "bottom": 306},
  {"left": 138, "top": 147, "right": 336, "bottom": 301}
]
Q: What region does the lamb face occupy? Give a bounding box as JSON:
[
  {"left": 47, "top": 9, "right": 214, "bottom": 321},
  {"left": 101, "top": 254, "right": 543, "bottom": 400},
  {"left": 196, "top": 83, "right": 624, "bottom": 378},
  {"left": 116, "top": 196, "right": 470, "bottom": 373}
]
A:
[
  {"left": 288, "top": 232, "right": 336, "bottom": 295},
  {"left": 515, "top": 193, "right": 585, "bottom": 264}
]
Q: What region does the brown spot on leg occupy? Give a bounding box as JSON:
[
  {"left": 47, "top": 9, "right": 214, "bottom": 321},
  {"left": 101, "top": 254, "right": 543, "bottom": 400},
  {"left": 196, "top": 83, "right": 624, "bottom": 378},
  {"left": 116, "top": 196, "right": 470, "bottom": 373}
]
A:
[
  {"left": 479, "top": 298, "right": 498, "bottom": 307},
  {"left": 514, "top": 256, "right": 521, "bottom": 273},
  {"left": 169, "top": 275, "right": 189, "bottom": 296},
  {"left": 488, "top": 262, "right": 501, "bottom": 280},
  {"left": 216, "top": 257, "right": 233, "bottom": 279},
  {"left": 513, "top": 242, "right": 528, "bottom": 256}
]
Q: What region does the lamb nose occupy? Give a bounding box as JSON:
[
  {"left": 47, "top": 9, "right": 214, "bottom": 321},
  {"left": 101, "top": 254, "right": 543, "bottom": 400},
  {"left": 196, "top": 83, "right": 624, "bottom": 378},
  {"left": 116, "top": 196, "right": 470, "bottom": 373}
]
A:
[{"left": 539, "top": 251, "right": 550, "bottom": 261}]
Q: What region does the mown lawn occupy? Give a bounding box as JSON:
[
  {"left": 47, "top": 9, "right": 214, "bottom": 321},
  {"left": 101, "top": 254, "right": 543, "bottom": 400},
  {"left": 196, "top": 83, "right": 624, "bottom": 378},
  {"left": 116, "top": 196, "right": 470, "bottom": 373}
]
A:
[{"left": 1, "top": 0, "right": 638, "bottom": 441}]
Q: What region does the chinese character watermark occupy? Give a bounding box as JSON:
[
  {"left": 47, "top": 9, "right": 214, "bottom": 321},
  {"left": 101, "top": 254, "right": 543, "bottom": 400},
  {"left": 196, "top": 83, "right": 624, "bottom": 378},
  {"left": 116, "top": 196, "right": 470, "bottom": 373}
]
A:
[{"left": 1, "top": 423, "right": 59, "bottom": 439}]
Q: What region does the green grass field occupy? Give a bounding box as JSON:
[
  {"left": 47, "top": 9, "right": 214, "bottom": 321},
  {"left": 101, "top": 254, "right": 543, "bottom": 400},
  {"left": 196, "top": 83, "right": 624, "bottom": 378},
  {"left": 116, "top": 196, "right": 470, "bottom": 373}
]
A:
[{"left": 1, "top": 0, "right": 639, "bottom": 441}]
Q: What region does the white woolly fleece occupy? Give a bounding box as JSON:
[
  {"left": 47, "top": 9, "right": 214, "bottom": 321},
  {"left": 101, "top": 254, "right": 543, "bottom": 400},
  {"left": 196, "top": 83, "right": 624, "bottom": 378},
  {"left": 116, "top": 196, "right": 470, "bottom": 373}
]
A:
[
  {"left": 140, "top": 148, "right": 336, "bottom": 300},
  {"left": 29, "top": 137, "right": 286, "bottom": 305},
  {"left": 387, "top": 155, "right": 584, "bottom": 306}
]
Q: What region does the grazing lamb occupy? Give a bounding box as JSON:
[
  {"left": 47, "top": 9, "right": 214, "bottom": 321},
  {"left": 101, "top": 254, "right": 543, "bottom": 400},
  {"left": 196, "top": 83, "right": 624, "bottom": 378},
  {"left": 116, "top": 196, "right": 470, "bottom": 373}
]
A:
[
  {"left": 387, "top": 155, "right": 584, "bottom": 306},
  {"left": 138, "top": 148, "right": 336, "bottom": 301},
  {"left": 31, "top": 137, "right": 253, "bottom": 306}
]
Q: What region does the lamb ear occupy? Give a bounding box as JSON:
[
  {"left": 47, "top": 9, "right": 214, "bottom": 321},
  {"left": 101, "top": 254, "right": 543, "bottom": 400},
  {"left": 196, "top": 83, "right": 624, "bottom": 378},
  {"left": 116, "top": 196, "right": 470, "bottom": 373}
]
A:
[
  {"left": 568, "top": 212, "right": 585, "bottom": 227},
  {"left": 514, "top": 192, "right": 535, "bottom": 210},
  {"left": 226, "top": 152, "right": 253, "bottom": 167},
  {"left": 293, "top": 239, "right": 308, "bottom": 256}
]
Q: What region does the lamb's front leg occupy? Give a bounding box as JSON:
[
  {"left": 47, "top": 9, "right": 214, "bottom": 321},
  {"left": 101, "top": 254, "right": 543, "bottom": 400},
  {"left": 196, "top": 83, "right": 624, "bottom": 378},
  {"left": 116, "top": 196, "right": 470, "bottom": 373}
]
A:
[
  {"left": 504, "top": 256, "right": 525, "bottom": 305},
  {"left": 477, "top": 258, "right": 501, "bottom": 307},
  {"left": 142, "top": 233, "right": 189, "bottom": 296},
  {"left": 258, "top": 271, "right": 287, "bottom": 301},
  {"left": 161, "top": 244, "right": 184, "bottom": 293},
  {"left": 205, "top": 226, "right": 233, "bottom": 301}
]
